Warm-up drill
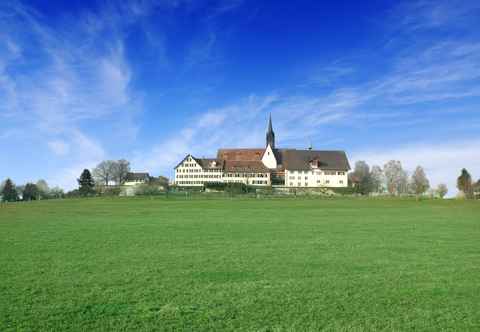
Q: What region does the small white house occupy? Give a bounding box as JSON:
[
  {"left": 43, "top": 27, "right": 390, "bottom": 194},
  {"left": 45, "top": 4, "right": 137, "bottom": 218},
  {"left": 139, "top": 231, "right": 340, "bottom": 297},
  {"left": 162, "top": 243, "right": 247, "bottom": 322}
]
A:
[{"left": 123, "top": 172, "right": 151, "bottom": 186}]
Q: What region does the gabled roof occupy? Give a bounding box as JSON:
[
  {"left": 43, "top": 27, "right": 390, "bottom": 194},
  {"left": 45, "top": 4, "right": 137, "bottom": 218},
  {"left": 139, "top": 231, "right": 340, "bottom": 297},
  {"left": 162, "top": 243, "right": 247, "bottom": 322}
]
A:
[
  {"left": 174, "top": 154, "right": 223, "bottom": 170},
  {"left": 125, "top": 172, "right": 150, "bottom": 181},
  {"left": 280, "top": 149, "right": 350, "bottom": 171},
  {"left": 217, "top": 148, "right": 264, "bottom": 161},
  {"left": 174, "top": 154, "right": 193, "bottom": 169},
  {"left": 224, "top": 160, "right": 270, "bottom": 173},
  {"left": 195, "top": 158, "right": 224, "bottom": 170}
]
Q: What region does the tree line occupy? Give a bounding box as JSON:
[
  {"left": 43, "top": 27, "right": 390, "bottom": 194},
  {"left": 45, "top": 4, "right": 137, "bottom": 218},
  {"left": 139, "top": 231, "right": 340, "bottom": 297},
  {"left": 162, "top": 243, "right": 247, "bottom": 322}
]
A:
[
  {"left": 349, "top": 160, "right": 479, "bottom": 199},
  {"left": 74, "top": 160, "right": 169, "bottom": 197},
  {"left": 2, "top": 159, "right": 479, "bottom": 202},
  {"left": 1, "top": 159, "right": 168, "bottom": 202},
  {"left": 0, "top": 179, "right": 64, "bottom": 202}
]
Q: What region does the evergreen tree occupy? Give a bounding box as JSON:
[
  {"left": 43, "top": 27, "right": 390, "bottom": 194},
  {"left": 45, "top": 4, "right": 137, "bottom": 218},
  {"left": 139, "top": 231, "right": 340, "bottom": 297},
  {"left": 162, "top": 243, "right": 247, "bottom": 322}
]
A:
[
  {"left": 1, "top": 179, "right": 19, "bottom": 202},
  {"left": 78, "top": 169, "right": 95, "bottom": 197},
  {"left": 457, "top": 168, "right": 473, "bottom": 199},
  {"left": 23, "top": 183, "right": 40, "bottom": 201}
]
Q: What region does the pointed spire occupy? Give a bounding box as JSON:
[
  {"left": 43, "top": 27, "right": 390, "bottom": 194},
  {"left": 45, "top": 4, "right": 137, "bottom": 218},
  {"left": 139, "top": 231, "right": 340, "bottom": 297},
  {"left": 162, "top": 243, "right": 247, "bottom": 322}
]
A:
[
  {"left": 266, "top": 113, "right": 275, "bottom": 148},
  {"left": 268, "top": 113, "right": 273, "bottom": 132}
]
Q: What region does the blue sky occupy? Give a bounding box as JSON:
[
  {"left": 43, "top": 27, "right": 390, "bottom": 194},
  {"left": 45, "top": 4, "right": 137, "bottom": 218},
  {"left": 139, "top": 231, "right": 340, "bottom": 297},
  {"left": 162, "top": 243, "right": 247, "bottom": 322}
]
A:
[{"left": 1, "top": 0, "right": 480, "bottom": 193}]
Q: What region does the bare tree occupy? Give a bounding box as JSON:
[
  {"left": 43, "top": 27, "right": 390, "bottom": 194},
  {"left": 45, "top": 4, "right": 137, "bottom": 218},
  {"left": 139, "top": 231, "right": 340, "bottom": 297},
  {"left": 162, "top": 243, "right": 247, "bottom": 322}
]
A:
[
  {"left": 410, "top": 166, "right": 430, "bottom": 199},
  {"left": 92, "top": 160, "right": 116, "bottom": 186},
  {"left": 437, "top": 184, "right": 448, "bottom": 199},
  {"left": 370, "top": 165, "right": 384, "bottom": 194},
  {"left": 112, "top": 159, "right": 131, "bottom": 185},
  {"left": 384, "top": 160, "right": 407, "bottom": 196}
]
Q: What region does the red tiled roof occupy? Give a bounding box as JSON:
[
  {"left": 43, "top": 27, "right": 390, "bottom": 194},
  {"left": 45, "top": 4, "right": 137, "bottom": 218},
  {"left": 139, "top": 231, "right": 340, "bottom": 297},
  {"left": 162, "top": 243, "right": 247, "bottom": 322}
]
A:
[{"left": 217, "top": 148, "right": 264, "bottom": 161}]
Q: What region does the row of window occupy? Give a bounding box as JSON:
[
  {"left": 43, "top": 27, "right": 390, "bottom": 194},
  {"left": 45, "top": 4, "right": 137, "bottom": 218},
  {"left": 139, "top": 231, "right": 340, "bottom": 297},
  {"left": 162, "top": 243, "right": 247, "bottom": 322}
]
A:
[
  {"left": 177, "top": 168, "right": 223, "bottom": 173},
  {"left": 176, "top": 175, "right": 222, "bottom": 179},
  {"left": 287, "top": 179, "right": 344, "bottom": 187},
  {"left": 224, "top": 173, "right": 268, "bottom": 178},
  {"left": 288, "top": 170, "right": 346, "bottom": 176},
  {"left": 251, "top": 180, "right": 268, "bottom": 185},
  {"left": 289, "top": 176, "right": 309, "bottom": 180},
  {"left": 177, "top": 181, "right": 203, "bottom": 185},
  {"left": 176, "top": 179, "right": 269, "bottom": 185},
  {"left": 177, "top": 168, "right": 201, "bottom": 173}
]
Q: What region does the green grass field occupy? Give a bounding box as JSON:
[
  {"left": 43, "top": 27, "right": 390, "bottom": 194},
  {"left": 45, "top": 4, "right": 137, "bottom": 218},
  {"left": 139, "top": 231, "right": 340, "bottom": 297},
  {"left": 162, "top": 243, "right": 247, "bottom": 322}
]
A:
[{"left": 1, "top": 197, "right": 479, "bottom": 331}]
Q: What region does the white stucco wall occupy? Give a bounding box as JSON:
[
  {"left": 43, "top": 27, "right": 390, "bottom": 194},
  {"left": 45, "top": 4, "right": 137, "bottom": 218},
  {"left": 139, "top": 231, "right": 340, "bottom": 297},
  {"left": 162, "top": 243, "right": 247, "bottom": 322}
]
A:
[
  {"left": 223, "top": 172, "right": 270, "bottom": 186},
  {"left": 124, "top": 180, "right": 147, "bottom": 186},
  {"left": 284, "top": 169, "right": 348, "bottom": 188},
  {"left": 262, "top": 145, "right": 277, "bottom": 169},
  {"left": 175, "top": 155, "right": 223, "bottom": 186}
]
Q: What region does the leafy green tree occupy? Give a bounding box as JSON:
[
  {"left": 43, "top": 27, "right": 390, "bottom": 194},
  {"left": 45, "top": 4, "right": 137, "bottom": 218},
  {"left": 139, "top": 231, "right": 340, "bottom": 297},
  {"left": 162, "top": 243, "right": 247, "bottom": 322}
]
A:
[
  {"left": 78, "top": 169, "right": 95, "bottom": 197},
  {"left": 457, "top": 168, "right": 473, "bottom": 199},
  {"left": 23, "top": 183, "right": 40, "bottom": 201},
  {"left": 1, "top": 179, "right": 19, "bottom": 202}
]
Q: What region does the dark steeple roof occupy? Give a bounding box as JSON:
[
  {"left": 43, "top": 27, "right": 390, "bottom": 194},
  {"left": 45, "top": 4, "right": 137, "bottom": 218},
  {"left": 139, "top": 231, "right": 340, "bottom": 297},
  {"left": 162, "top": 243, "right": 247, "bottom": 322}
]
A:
[{"left": 266, "top": 113, "right": 275, "bottom": 148}]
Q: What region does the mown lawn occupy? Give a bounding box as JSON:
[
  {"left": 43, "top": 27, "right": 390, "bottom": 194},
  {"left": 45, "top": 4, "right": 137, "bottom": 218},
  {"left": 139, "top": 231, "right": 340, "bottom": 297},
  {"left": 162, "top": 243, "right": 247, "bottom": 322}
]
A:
[{"left": 0, "top": 197, "right": 479, "bottom": 331}]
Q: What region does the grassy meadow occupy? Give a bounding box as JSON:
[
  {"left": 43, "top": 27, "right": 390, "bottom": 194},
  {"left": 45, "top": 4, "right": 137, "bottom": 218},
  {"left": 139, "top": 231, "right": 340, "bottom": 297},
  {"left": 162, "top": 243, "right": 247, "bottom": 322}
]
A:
[{"left": 1, "top": 197, "right": 479, "bottom": 331}]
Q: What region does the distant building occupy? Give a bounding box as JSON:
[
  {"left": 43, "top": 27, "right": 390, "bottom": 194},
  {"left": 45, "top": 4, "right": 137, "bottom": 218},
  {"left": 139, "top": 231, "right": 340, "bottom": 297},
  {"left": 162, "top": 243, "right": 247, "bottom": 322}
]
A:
[
  {"left": 174, "top": 115, "right": 350, "bottom": 187},
  {"left": 124, "top": 172, "right": 150, "bottom": 186}
]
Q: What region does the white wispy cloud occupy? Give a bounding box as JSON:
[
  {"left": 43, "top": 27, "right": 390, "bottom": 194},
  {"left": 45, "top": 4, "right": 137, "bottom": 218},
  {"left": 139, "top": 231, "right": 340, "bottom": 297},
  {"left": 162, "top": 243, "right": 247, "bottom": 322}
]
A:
[
  {"left": 0, "top": 1, "right": 143, "bottom": 188},
  {"left": 2, "top": 0, "right": 479, "bottom": 193},
  {"left": 133, "top": 0, "right": 480, "bottom": 185},
  {"left": 395, "top": 0, "right": 480, "bottom": 31}
]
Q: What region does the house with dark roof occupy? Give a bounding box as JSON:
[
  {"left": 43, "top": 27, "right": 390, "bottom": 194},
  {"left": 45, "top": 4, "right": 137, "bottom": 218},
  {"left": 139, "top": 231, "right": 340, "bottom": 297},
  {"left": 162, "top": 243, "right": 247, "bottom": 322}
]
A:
[
  {"left": 174, "top": 115, "right": 350, "bottom": 187},
  {"left": 124, "top": 172, "right": 151, "bottom": 186}
]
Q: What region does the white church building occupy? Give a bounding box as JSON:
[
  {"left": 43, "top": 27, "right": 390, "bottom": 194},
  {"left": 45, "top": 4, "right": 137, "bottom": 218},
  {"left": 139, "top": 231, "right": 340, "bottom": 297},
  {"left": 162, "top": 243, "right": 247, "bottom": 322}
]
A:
[{"left": 174, "top": 116, "right": 350, "bottom": 188}]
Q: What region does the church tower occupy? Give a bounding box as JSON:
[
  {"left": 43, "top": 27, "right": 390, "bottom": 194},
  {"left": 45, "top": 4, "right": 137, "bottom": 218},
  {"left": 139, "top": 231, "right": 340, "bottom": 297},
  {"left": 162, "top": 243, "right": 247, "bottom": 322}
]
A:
[{"left": 266, "top": 114, "right": 275, "bottom": 148}]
